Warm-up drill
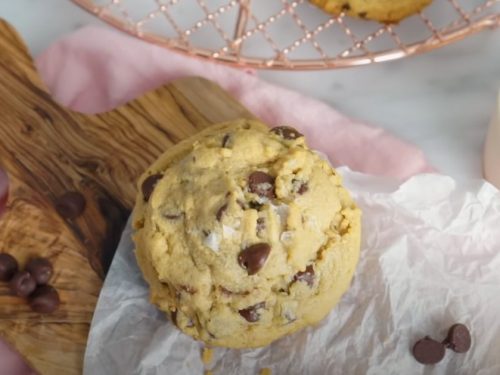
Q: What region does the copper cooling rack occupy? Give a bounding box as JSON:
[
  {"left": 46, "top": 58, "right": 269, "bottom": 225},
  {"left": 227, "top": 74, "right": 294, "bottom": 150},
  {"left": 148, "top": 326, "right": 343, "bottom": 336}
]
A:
[{"left": 72, "top": 0, "right": 500, "bottom": 69}]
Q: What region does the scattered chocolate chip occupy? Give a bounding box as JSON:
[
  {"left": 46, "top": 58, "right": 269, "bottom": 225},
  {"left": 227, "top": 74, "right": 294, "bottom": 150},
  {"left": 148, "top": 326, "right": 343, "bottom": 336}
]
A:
[
  {"left": 256, "top": 217, "right": 266, "bottom": 235},
  {"left": 180, "top": 285, "right": 197, "bottom": 294},
  {"left": 443, "top": 324, "right": 471, "bottom": 353},
  {"left": 25, "top": 258, "right": 53, "bottom": 285},
  {"left": 358, "top": 11, "right": 367, "bottom": 18},
  {"left": 341, "top": 3, "right": 351, "bottom": 11},
  {"left": 293, "top": 265, "right": 315, "bottom": 287},
  {"left": 249, "top": 201, "right": 263, "bottom": 210},
  {"left": 29, "top": 285, "right": 60, "bottom": 314},
  {"left": 238, "top": 243, "right": 271, "bottom": 275},
  {"left": 239, "top": 302, "right": 265, "bottom": 322},
  {"left": 270, "top": 126, "right": 303, "bottom": 140},
  {"left": 0, "top": 253, "right": 18, "bottom": 282},
  {"left": 141, "top": 173, "right": 163, "bottom": 202},
  {"left": 202, "top": 229, "right": 210, "bottom": 237},
  {"left": 55, "top": 191, "right": 86, "bottom": 219},
  {"left": 216, "top": 203, "right": 228, "bottom": 221},
  {"left": 9, "top": 271, "right": 37, "bottom": 297},
  {"left": 248, "top": 172, "right": 275, "bottom": 199},
  {"left": 412, "top": 336, "right": 446, "bottom": 365},
  {"left": 222, "top": 134, "right": 230, "bottom": 148},
  {"left": 297, "top": 182, "right": 309, "bottom": 195}
]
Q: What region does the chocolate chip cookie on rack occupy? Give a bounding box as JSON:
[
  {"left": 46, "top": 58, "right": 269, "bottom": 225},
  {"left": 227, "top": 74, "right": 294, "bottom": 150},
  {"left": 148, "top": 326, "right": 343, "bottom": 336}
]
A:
[
  {"left": 310, "top": 0, "right": 433, "bottom": 23},
  {"left": 133, "top": 119, "right": 361, "bottom": 348}
]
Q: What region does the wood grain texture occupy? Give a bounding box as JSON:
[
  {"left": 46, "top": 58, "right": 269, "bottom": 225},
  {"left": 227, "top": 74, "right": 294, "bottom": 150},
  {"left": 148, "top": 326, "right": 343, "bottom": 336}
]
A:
[{"left": 0, "top": 18, "right": 255, "bottom": 375}]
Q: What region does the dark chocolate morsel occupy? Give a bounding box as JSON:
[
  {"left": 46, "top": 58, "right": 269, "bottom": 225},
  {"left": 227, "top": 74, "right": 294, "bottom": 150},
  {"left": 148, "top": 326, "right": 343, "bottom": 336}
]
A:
[
  {"left": 443, "top": 324, "right": 471, "bottom": 353},
  {"left": 9, "top": 271, "right": 37, "bottom": 297},
  {"left": 412, "top": 336, "right": 446, "bottom": 365},
  {"left": 238, "top": 243, "right": 271, "bottom": 275},
  {"left": 270, "top": 126, "right": 303, "bottom": 140},
  {"left": 0, "top": 253, "right": 18, "bottom": 282},
  {"left": 239, "top": 302, "right": 265, "bottom": 322},
  {"left": 248, "top": 172, "right": 275, "bottom": 199},
  {"left": 29, "top": 285, "right": 60, "bottom": 314},
  {"left": 25, "top": 258, "right": 53, "bottom": 285},
  {"left": 297, "top": 182, "right": 309, "bottom": 195},
  {"left": 293, "top": 265, "right": 315, "bottom": 287},
  {"left": 222, "top": 134, "right": 230, "bottom": 148},
  {"left": 55, "top": 191, "right": 86, "bottom": 219},
  {"left": 216, "top": 203, "right": 228, "bottom": 221},
  {"left": 141, "top": 173, "right": 163, "bottom": 202}
]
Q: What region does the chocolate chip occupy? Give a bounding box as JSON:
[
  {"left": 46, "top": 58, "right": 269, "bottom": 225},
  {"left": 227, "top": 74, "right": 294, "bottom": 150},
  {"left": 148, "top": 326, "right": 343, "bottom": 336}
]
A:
[
  {"left": 297, "top": 182, "right": 308, "bottom": 195},
  {"left": 239, "top": 302, "right": 265, "bottom": 322},
  {"left": 55, "top": 191, "right": 86, "bottom": 219},
  {"left": 25, "top": 258, "right": 53, "bottom": 285},
  {"left": 222, "top": 134, "right": 230, "bottom": 148},
  {"left": 29, "top": 285, "right": 60, "bottom": 314},
  {"left": 238, "top": 243, "right": 271, "bottom": 275},
  {"left": 270, "top": 126, "right": 303, "bottom": 140},
  {"left": 293, "top": 265, "right": 315, "bottom": 287},
  {"left": 358, "top": 11, "right": 367, "bottom": 18},
  {"left": 248, "top": 172, "right": 275, "bottom": 199},
  {"left": 220, "top": 286, "right": 250, "bottom": 296},
  {"left": 412, "top": 337, "right": 446, "bottom": 365},
  {"left": 443, "top": 324, "right": 471, "bottom": 353},
  {"left": 9, "top": 271, "right": 37, "bottom": 297},
  {"left": 249, "top": 201, "right": 263, "bottom": 210},
  {"left": 171, "top": 310, "right": 178, "bottom": 326},
  {"left": 0, "top": 253, "right": 18, "bottom": 282},
  {"left": 164, "top": 213, "right": 183, "bottom": 220},
  {"left": 141, "top": 173, "right": 163, "bottom": 202},
  {"left": 216, "top": 203, "right": 228, "bottom": 221},
  {"left": 341, "top": 3, "right": 351, "bottom": 11}
]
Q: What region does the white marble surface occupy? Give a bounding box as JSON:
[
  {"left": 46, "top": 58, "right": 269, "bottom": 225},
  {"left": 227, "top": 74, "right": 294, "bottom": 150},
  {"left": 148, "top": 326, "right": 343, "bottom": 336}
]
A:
[{"left": 1, "top": 0, "right": 499, "bottom": 179}]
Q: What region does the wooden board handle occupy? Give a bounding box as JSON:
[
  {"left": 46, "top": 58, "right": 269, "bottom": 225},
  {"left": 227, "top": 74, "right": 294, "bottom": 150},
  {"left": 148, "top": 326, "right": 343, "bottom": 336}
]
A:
[{"left": 0, "top": 18, "right": 255, "bottom": 374}]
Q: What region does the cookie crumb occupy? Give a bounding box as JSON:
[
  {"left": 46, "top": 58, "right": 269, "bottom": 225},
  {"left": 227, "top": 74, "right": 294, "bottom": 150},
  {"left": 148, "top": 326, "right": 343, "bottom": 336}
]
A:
[
  {"left": 202, "top": 347, "right": 213, "bottom": 365},
  {"left": 260, "top": 368, "right": 272, "bottom": 375}
]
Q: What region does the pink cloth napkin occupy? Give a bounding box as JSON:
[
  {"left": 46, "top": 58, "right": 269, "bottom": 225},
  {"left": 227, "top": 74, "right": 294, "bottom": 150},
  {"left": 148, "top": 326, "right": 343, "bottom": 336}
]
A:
[{"left": 1, "top": 25, "right": 433, "bottom": 374}]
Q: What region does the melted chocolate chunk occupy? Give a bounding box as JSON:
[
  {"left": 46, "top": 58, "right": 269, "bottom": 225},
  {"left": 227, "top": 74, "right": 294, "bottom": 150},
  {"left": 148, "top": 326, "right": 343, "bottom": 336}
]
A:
[
  {"left": 297, "top": 182, "right": 309, "bottom": 195},
  {"left": 141, "top": 173, "right": 163, "bottom": 202},
  {"left": 0, "top": 253, "right": 18, "bottom": 282},
  {"left": 222, "top": 134, "right": 230, "bottom": 148},
  {"left": 216, "top": 203, "right": 228, "bottom": 221},
  {"left": 443, "top": 324, "right": 471, "bottom": 353},
  {"left": 248, "top": 172, "right": 275, "bottom": 199},
  {"left": 270, "top": 126, "right": 303, "bottom": 140},
  {"left": 239, "top": 302, "right": 265, "bottom": 322},
  {"left": 293, "top": 265, "right": 315, "bottom": 287},
  {"left": 412, "top": 337, "right": 446, "bottom": 365},
  {"left": 238, "top": 243, "right": 271, "bottom": 275}
]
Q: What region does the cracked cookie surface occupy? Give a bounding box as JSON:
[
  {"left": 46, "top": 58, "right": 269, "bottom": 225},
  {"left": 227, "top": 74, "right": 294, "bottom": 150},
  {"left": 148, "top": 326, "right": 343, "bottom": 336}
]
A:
[{"left": 133, "top": 119, "right": 361, "bottom": 348}]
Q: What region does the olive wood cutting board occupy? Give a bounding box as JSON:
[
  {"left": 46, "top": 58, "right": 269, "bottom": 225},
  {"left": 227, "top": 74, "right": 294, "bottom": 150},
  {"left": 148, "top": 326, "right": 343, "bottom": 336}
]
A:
[{"left": 0, "top": 19, "right": 255, "bottom": 375}]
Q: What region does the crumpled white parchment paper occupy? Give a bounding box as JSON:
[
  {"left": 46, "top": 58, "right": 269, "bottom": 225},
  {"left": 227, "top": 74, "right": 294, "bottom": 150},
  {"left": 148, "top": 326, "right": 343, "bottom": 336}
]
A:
[{"left": 83, "top": 168, "right": 500, "bottom": 375}]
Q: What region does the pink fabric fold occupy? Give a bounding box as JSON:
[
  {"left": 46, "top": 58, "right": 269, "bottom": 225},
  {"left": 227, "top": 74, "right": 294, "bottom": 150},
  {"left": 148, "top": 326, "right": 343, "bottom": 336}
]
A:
[{"left": 1, "top": 25, "right": 433, "bottom": 374}]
